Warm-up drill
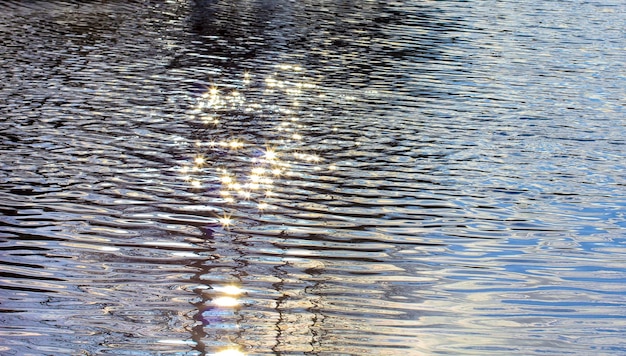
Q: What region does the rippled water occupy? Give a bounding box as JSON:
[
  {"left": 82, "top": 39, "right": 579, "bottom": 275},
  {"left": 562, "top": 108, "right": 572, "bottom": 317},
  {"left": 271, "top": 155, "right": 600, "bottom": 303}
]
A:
[{"left": 1, "top": 1, "right": 625, "bottom": 355}]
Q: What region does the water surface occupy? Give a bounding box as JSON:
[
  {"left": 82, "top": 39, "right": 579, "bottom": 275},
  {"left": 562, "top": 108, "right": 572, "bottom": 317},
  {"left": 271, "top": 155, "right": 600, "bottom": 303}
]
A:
[{"left": 1, "top": 0, "right": 625, "bottom": 355}]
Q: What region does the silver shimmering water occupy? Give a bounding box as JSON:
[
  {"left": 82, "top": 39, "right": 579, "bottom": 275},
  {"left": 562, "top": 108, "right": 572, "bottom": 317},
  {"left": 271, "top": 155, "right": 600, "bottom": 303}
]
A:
[{"left": 1, "top": 1, "right": 625, "bottom": 355}]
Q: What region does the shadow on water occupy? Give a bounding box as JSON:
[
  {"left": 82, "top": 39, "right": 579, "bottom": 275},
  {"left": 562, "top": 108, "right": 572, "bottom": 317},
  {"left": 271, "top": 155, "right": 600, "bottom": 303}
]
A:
[{"left": 187, "top": 0, "right": 460, "bottom": 87}]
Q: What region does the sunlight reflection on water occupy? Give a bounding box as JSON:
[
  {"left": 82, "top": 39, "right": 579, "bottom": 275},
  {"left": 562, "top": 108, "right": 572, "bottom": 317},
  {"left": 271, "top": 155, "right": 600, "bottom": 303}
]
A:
[
  {"left": 179, "top": 64, "right": 337, "bottom": 230},
  {"left": 179, "top": 64, "right": 345, "bottom": 354},
  {"left": 0, "top": 0, "right": 625, "bottom": 355}
]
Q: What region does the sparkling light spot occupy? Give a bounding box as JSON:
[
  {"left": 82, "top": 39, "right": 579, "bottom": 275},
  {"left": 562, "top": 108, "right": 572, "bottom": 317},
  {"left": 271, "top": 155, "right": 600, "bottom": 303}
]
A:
[
  {"left": 265, "top": 149, "right": 277, "bottom": 161},
  {"left": 238, "top": 190, "right": 251, "bottom": 200},
  {"left": 265, "top": 77, "right": 277, "bottom": 88},
  {"left": 219, "top": 215, "right": 233, "bottom": 228},
  {"left": 249, "top": 174, "right": 261, "bottom": 183},
  {"left": 229, "top": 140, "right": 244, "bottom": 149},
  {"left": 308, "top": 154, "right": 321, "bottom": 163},
  {"left": 212, "top": 296, "right": 239, "bottom": 308},
  {"left": 251, "top": 167, "right": 265, "bottom": 175}
]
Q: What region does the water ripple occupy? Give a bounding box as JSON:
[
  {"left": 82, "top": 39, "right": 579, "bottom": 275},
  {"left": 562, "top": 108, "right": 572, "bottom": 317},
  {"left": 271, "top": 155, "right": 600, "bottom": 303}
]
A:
[{"left": 1, "top": 0, "right": 625, "bottom": 355}]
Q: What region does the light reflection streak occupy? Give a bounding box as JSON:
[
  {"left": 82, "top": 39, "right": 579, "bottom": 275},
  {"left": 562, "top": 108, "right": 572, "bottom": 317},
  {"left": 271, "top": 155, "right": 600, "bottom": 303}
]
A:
[
  {"left": 181, "top": 63, "right": 339, "bottom": 355},
  {"left": 192, "top": 281, "right": 248, "bottom": 354},
  {"left": 213, "top": 348, "right": 246, "bottom": 356},
  {"left": 211, "top": 296, "right": 240, "bottom": 308}
]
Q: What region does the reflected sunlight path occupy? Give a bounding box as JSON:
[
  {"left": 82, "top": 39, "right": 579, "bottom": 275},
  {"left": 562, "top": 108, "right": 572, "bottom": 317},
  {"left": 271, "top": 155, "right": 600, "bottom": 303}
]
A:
[{"left": 178, "top": 64, "right": 343, "bottom": 355}]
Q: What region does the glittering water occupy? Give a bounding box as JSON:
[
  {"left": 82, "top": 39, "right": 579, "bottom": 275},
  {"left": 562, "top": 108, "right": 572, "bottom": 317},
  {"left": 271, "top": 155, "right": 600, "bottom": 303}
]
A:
[{"left": 1, "top": 1, "right": 625, "bottom": 355}]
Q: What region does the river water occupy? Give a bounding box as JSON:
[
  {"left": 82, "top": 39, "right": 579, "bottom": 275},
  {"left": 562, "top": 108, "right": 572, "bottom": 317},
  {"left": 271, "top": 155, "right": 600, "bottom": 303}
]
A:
[{"left": 1, "top": 1, "right": 625, "bottom": 355}]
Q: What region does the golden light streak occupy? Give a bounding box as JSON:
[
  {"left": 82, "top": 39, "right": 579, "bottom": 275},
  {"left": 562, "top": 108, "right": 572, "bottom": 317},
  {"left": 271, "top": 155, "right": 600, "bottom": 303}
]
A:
[
  {"left": 213, "top": 347, "right": 246, "bottom": 356},
  {"left": 211, "top": 296, "right": 239, "bottom": 308},
  {"left": 215, "top": 285, "right": 244, "bottom": 296}
]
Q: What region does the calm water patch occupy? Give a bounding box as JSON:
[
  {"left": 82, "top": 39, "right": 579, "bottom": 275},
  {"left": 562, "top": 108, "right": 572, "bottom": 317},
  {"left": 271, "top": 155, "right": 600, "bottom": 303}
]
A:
[{"left": 1, "top": 0, "right": 625, "bottom": 355}]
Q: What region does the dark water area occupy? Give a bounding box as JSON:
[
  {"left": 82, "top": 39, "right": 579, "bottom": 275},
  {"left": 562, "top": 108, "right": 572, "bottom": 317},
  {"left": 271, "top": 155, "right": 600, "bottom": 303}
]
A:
[{"left": 1, "top": 0, "right": 625, "bottom": 355}]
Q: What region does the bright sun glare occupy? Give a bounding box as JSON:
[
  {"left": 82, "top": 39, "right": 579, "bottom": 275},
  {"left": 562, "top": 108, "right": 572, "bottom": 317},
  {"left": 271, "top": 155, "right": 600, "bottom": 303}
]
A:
[{"left": 181, "top": 65, "right": 337, "bottom": 223}]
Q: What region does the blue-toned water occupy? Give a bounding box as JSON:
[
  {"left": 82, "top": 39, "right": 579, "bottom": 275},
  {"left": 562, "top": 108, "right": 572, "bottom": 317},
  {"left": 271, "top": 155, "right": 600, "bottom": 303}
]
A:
[{"left": 1, "top": 1, "right": 625, "bottom": 355}]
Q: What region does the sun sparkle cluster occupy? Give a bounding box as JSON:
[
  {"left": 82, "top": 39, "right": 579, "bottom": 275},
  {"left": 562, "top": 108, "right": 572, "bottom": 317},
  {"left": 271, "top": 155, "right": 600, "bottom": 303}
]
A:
[{"left": 180, "top": 64, "right": 338, "bottom": 227}]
